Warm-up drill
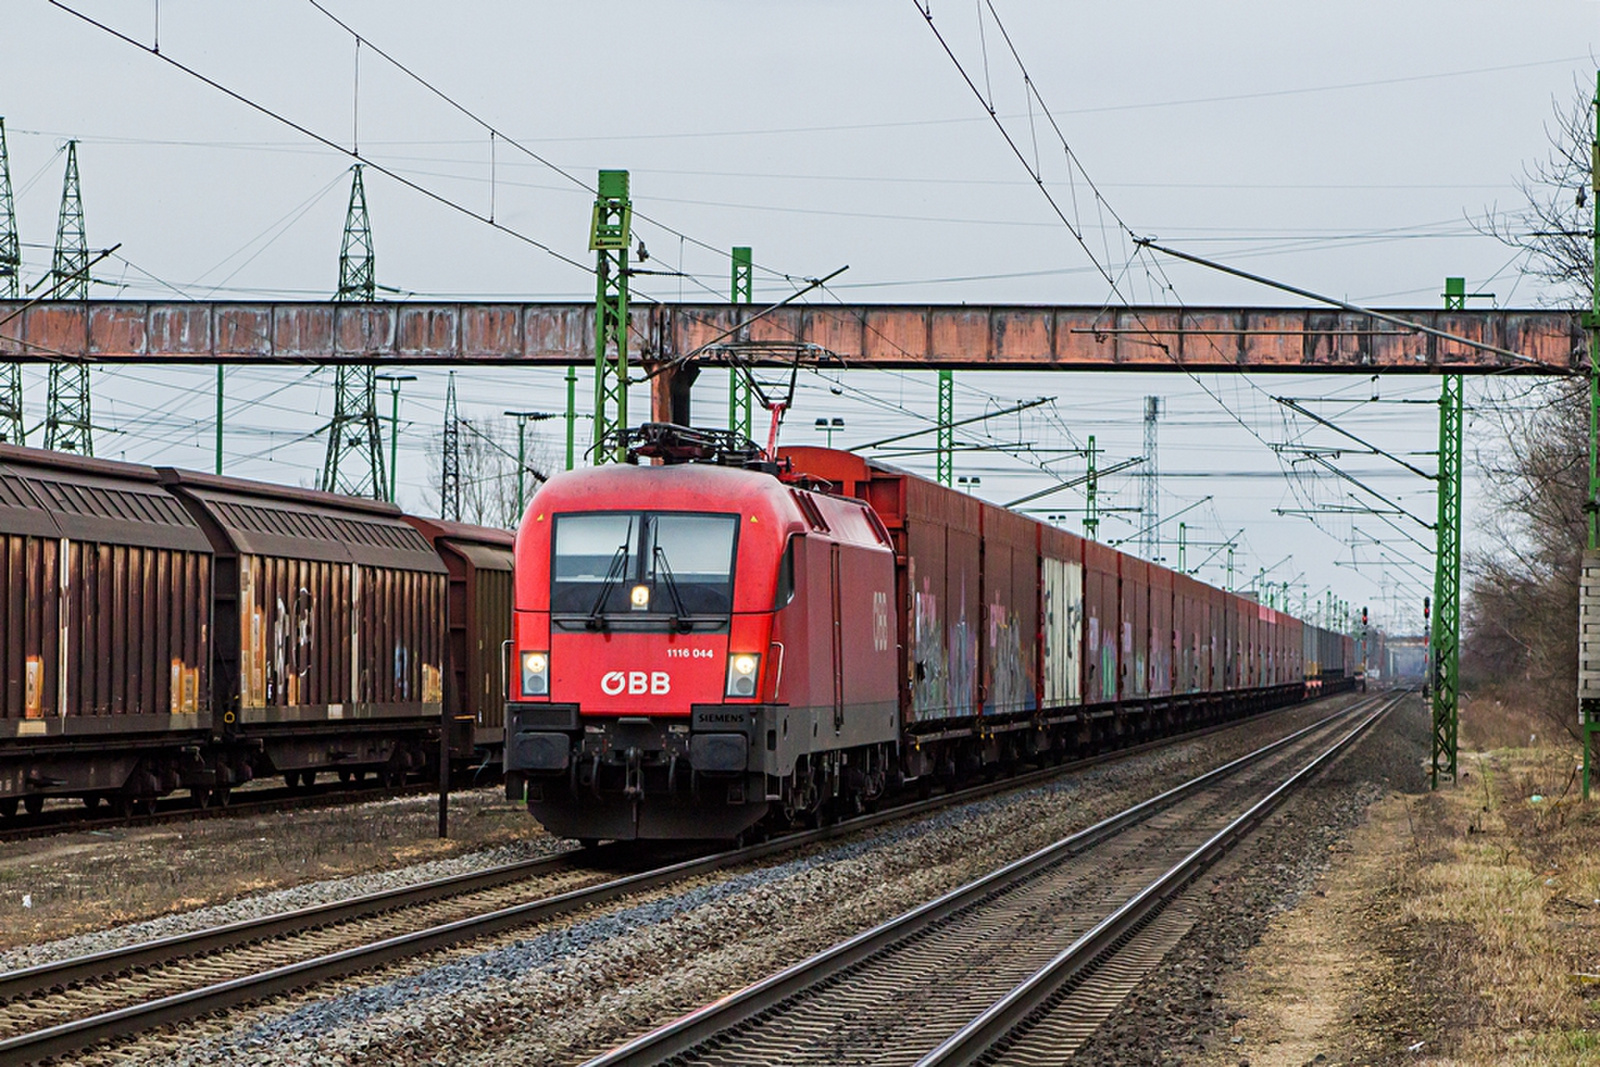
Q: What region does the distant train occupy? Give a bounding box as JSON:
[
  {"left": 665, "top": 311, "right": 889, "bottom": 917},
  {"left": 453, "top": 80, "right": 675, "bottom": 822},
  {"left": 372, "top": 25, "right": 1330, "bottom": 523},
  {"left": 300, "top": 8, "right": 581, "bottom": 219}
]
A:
[
  {"left": 0, "top": 444, "right": 511, "bottom": 818},
  {"left": 504, "top": 425, "right": 1356, "bottom": 842}
]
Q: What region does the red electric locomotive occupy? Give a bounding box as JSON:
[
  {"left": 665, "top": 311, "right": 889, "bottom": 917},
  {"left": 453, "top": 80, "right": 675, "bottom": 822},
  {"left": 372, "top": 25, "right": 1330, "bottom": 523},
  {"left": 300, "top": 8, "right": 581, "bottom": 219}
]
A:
[
  {"left": 504, "top": 427, "right": 899, "bottom": 841},
  {"left": 505, "top": 424, "right": 1350, "bottom": 843}
]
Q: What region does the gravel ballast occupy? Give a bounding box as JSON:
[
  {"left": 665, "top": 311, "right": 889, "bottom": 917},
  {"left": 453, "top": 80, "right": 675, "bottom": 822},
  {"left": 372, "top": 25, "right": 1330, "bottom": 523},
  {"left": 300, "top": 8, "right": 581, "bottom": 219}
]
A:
[
  {"left": 1068, "top": 693, "right": 1430, "bottom": 1066},
  {"left": 80, "top": 698, "right": 1375, "bottom": 1067},
  {"left": 0, "top": 834, "right": 568, "bottom": 974}
]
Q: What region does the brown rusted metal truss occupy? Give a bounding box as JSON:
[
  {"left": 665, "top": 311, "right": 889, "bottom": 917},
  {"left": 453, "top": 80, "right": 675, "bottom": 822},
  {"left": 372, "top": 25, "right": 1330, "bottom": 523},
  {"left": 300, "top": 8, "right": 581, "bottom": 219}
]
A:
[{"left": 0, "top": 300, "right": 1582, "bottom": 375}]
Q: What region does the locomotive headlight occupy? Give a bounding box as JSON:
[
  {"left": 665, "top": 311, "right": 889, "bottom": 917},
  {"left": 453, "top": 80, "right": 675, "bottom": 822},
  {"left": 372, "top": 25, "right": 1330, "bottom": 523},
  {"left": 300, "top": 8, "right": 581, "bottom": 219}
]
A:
[
  {"left": 520, "top": 651, "right": 550, "bottom": 697},
  {"left": 630, "top": 584, "right": 651, "bottom": 611},
  {"left": 726, "top": 653, "right": 760, "bottom": 698}
]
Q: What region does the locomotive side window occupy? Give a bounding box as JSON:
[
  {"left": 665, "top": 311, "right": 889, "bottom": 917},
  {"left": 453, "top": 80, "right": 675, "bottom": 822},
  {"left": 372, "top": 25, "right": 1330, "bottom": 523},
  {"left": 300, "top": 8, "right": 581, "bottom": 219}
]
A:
[
  {"left": 775, "top": 535, "right": 798, "bottom": 609},
  {"left": 550, "top": 511, "right": 738, "bottom": 628}
]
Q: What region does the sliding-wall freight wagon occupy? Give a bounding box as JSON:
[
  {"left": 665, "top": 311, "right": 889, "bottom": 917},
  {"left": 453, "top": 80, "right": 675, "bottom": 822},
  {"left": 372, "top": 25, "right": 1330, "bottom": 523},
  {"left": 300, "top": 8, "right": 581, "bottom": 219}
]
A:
[
  {"left": 0, "top": 447, "right": 212, "bottom": 815},
  {"left": 0, "top": 443, "right": 512, "bottom": 818},
  {"left": 159, "top": 469, "right": 448, "bottom": 792}
]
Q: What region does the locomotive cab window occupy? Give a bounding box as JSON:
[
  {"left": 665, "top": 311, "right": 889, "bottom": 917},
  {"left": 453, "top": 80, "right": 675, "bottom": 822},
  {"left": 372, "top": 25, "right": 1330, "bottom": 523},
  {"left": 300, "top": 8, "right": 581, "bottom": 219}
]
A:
[{"left": 551, "top": 511, "right": 738, "bottom": 630}]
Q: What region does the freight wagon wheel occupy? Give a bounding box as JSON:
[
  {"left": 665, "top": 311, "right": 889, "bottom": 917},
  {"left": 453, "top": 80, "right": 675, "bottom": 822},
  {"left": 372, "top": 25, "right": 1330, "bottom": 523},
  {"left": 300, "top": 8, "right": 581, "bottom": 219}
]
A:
[
  {"left": 213, "top": 786, "right": 232, "bottom": 808},
  {"left": 190, "top": 787, "right": 213, "bottom": 810},
  {"left": 82, "top": 794, "right": 102, "bottom": 811},
  {"left": 0, "top": 797, "right": 15, "bottom": 819},
  {"left": 22, "top": 794, "right": 43, "bottom": 817},
  {"left": 301, "top": 770, "right": 317, "bottom": 789}
]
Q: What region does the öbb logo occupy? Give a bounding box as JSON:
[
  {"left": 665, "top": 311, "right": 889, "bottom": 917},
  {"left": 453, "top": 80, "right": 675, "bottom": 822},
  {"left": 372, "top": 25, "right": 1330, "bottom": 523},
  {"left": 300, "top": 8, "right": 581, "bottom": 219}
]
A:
[{"left": 600, "top": 671, "right": 671, "bottom": 696}]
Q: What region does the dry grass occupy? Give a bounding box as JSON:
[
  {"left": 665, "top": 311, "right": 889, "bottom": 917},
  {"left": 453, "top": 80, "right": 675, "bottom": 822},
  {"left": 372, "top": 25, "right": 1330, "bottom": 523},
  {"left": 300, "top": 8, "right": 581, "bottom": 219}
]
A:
[
  {"left": 1372, "top": 689, "right": 1600, "bottom": 1062},
  {"left": 1209, "top": 690, "right": 1600, "bottom": 1064},
  {"left": 0, "top": 787, "right": 542, "bottom": 949},
  {"left": 1461, "top": 684, "right": 1579, "bottom": 752}
]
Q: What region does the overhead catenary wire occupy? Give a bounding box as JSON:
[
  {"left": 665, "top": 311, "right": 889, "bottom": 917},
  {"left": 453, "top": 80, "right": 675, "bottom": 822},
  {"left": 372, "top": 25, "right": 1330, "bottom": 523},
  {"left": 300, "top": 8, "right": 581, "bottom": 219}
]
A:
[
  {"left": 47, "top": 0, "right": 596, "bottom": 276},
  {"left": 907, "top": 0, "right": 1494, "bottom": 616}
]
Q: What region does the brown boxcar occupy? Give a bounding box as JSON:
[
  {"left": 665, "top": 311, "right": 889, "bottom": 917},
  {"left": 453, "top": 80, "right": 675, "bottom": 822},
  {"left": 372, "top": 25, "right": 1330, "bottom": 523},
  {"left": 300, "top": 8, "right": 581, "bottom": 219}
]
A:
[
  {"left": 159, "top": 469, "right": 447, "bottom": 787},
  {"left": 403, "top": 516, "right": 514, "bottom": 763},
  {"left": 1038, "top": 523, "right": 1084, "bottom": 711},
  {"left": 1083, "top": 540, "right": 1121, "bottom": 706},
  {"left": 0, "top": 446, "right": 213, "bottom": 812},
  {"left": 1121, "top": 556, "right": 1149, "bottom": 700},
  {"left": 1149, "top": 563, "right": 1174, "bottom": 697},
  {"left": 903, "top": 476, "right": 983, "bottom": 725},
  {"left": 978, "top": 503, "right": 1039, "bottom": 719},
  {"left": 1173, "top": 572, "right": 1201, "bottom": 693}
]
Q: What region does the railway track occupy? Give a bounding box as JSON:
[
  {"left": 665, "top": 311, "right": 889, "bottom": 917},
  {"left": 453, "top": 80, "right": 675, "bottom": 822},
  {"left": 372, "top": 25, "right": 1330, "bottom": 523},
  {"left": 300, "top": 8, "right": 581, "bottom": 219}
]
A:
[
  {"left": 0, "top": 689, "right": 1368, "bottom": 1065},
  {"left": 582, "top": 689, "right": 1404, "bottom": 1067},
  {"left": 0, "top": 771, "right": 493, "bottom": 845}
]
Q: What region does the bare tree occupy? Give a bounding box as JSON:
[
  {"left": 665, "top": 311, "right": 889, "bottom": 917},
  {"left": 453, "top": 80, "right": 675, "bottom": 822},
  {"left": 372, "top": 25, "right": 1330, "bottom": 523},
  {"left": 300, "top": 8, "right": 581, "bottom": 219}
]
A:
[
  {"left": 1461, "top": 81, "right": 1594, "bottom": 736},
  {"left": 1473, "top": 77, "right": 1594, "bottom": 304},
  {"left": 423, "top": 416, "right": 550, "bottom": 529}
]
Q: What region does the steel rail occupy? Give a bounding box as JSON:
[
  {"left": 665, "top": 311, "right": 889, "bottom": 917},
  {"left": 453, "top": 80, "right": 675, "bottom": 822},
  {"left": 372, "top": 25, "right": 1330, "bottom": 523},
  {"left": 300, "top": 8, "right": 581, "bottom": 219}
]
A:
[
  {"left": 0, "top": 691, "right": 1366, "bottom": 1065},
  {"left": 0, "top": 777, "right": 449, "bottom": 845},
  {"left": 916, "top": 690, "right": 1405, "bottom": 1067},
  {"left": 579, "top": 692, "right": 1388, "bottom": 1067},
  {"left": 0, "top": 688, "right": 1342, "bottom": 1009},
  {"left": 0, "top": 847, "right": 589, "bottom": 1006}
]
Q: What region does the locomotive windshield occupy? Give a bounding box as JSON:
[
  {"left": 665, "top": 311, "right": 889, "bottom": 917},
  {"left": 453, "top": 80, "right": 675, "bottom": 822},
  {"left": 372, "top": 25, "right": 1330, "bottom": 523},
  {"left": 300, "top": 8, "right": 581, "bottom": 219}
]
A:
[{"left": 551, "top": 511, "right": 739, "bottom": 629}]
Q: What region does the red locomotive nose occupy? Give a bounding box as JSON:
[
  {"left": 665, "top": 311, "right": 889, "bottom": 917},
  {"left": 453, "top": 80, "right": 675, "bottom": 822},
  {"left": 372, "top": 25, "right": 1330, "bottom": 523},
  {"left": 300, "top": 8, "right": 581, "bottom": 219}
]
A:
[{"left": 549, "top": 632, "right": 731, "bottom": 714}]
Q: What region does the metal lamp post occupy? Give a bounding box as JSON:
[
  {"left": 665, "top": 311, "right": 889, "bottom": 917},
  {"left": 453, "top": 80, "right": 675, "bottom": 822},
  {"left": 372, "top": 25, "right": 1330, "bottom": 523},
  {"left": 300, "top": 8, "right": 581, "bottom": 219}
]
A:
[
  {"left": 505, "top": 409, "right": 556, "bottom": 518},
  {"left": 814, "top": 416, "right": 845, "bottom": 447},
  {"left": 375, "top": 374, "right": 416, "bottom": 502}
]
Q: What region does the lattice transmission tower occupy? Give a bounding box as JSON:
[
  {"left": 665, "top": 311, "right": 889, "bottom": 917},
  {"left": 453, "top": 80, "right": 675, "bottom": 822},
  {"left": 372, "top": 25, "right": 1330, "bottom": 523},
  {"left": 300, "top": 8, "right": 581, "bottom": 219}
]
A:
[
  {"left": 0, "top": 118, "right": 24, "bottom": 445},
  {"left": 1140, "top": 395, "right": 1160, "bottom": 561},
  {"left": 441, "top": 370, "right": 462, "bottom": 521},
  {"left": 44, "top": 141, "right": 92, "bottom": 455},
  {"left": 320, "top": 165, "right": 388, "bottom": 499}
]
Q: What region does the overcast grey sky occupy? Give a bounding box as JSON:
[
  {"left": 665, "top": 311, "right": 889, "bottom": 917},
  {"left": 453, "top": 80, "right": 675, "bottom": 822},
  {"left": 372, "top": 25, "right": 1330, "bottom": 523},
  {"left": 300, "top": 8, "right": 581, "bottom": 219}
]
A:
[{"left": 3, "top": 1, "right": 1597, "bottom": 632}]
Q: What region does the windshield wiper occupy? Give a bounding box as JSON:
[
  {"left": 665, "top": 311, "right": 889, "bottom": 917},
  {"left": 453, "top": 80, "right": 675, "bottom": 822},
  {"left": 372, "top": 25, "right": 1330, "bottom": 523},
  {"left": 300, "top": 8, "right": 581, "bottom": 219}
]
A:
[
  {"left": 586, "top": 542, "right": 630, "bottom": 631},
  {"left": 652, "top": 545, "right": 693, "bottom": 633}
]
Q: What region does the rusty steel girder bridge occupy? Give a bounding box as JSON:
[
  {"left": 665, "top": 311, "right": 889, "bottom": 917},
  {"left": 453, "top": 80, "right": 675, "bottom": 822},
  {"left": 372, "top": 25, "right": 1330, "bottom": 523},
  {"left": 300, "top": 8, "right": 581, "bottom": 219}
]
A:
[{"left": 0, "top": 300, "right": 1582, "bottom": 376}]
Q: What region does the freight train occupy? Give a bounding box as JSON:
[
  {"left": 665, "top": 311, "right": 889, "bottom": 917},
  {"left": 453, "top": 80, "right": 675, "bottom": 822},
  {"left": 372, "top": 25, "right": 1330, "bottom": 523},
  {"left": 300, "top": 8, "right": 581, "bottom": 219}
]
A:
[
  {"left": 504, "top": 425, "right": 1356, "bottom": 842},
  {"left": 0, "top": 444, "right": 512, "bottom": 818}
]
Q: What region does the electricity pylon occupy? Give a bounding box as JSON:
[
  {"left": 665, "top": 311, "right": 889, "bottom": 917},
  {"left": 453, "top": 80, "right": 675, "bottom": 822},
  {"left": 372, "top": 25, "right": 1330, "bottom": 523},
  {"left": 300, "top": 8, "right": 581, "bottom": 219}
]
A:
[
  {"left": 1141, "top": 396, "right": 1161, "bottom": 561},
  {"left": 320, "top": 165, "right": 387, "bottom": 499},
  {"left": 0, "top": 118, "right": 23, "bottom": 444},
  {"left": 44, "top": 141, "right": 92, "bottom": 455},
  {"left": 441, "top": 370, "right": 462, "bottom": 521}
]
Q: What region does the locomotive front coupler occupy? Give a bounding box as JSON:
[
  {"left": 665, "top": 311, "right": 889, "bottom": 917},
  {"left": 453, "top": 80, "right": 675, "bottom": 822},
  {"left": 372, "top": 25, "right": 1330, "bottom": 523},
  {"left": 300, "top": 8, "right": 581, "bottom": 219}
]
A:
[{"left": 623, "top": 746, "right": 644, "bottom": 799}]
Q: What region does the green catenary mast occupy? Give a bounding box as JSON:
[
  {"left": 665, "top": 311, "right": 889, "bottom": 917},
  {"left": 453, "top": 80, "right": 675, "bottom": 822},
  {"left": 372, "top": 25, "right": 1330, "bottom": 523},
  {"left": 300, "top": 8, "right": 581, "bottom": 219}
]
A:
[
  {"left": 43, "top": 141, "right": 92, "bottom": 455},
  {"left": 1431, "top": 277, "right": 1466, "bottom": 788},
  {"left": 320, "top": 164, "right": 388, "bottom": 499},
  {"left": 590, "top": 170, "right": 631, "bottom": 464},
  {"left": 936, "top": 370, "right": 954, "bottom": 486},
  {"left": 729, "top": 246, "right": 754, "bottom": 440},
  {"left": 0, "top": 118, "right": 23, "bottom": 445}
]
